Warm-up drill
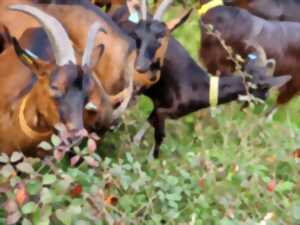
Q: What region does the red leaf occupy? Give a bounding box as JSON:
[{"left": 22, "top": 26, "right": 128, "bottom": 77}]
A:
[
  {"left": 69, "top": 183, "right": 82, "bottom": 198},
  {"left": 6, "top": 210, "right": 21, "bottom": 225},
  {"left": 198, "top": 177, "right": 205, "bottom": 189},
  {"left": 90, "top": 132, "right": 100, "bottom": 141},
  {"left": 15, "top": 182, "right": 28, "bottom": 206},
  {"left": 84, "top": 156, "right": 99, "bottom": 168},
  {"left": 4, "top": 199, "right": 18, "bottom": 214},
  {"left": 70, "top": 155, "right": 81, "bottom": 166},
  {"left": 293, "top": 149, "right": 300, "bottom": 158},
  {"left": 267, "top": 180, "right": 276, "bottom": 192},
  {"left": 54, "top": 150, "right": 64, "bottom": 161}
]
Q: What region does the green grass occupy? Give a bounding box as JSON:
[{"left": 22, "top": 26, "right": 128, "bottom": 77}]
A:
[
  {"left": 100, "top": 8, "right": 300, "bottom": 224},
  {"left": 1, "top": 7, "right": 300, "bottom": 225}
]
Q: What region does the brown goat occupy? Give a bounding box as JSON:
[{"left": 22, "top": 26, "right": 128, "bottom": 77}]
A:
[
  {"left": 0, "top": 1, "right": 148, "bottom": 131},
  {"left": 0, "top": 6, "right": 107, "bottom": 156},
  {"left": 199, "top": 5, "right": 300, "bottom": 105}
]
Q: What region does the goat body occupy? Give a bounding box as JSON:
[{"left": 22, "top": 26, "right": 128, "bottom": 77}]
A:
[
  {"left": 111, "top": 6, "right": 289, "bottom": 157},
  {"left": 224, "top": 0, "right": 300, "bottom": 22},
  {"left": 200, "top": 6, "right": 300, "bottom": 104}
]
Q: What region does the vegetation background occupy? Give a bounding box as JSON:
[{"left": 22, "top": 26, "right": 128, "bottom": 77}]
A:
[{"left": 1, "top": 1, "right": 300, "bottom": 224}]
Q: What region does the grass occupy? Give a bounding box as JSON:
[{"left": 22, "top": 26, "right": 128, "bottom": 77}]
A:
[
  {"left": 100, "top": 8, "right": 300, "bottom": 224},
  {"left": 1, "top": 6, "right": 300, "bottom": 225}
]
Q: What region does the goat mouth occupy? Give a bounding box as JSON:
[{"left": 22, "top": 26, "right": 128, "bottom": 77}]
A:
[{"left": 54, "top": 124, "right": 88, "bottom": 149}]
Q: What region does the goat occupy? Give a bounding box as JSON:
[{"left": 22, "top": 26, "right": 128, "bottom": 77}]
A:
[
  {"left": 222, "top": 0, "right": 300, "bottom": 22},
  {"left": 6, "top": 0, "right": 187, "bottom": 96},
  {"left": 111, "top": 0, "right": 192, "bottom": 74},
  {"left": 110, "top": 6, "right": 291, "bottom": 158},
  {"left": 199, "top": 5, "right": 300, "bottom": 105},
  {"left": 1, "top": 1, "right": 155, "bottom": 134},
  {"left": 0, "top": 5, "right": 108, "bottom": 156},
  {"left": 46, "top": 0, "right": 191, "bottom": 84},
  {"left": 144, "top": 40, "right": 290, "bottom": 158}
]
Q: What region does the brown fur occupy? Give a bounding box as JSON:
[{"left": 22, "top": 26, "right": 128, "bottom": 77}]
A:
[
  {"left": 200, "top": 5, "right": 300, "bottom": 105},
  {"left": 0, "top": 31, "right": 99, "bottom": 156},
  {"left": 0, "top": 2, "right": 156, "bottom": 131}
]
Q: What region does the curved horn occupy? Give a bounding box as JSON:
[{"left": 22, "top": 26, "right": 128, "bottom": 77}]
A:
[
  {"left": 9, "top": 4, "right": 76, "bottom": 65},
  {"left": 140, "top": 0, "right": 147, "bottom": 20},
  {"left": 153, "top": 0, "right": 173, "bottom": 21},
  {"left": 82, "top": 22, "right": 106, "bottom": 67},
  {"left": 111, "top": 75, "right": 133, "bottom": 122}
]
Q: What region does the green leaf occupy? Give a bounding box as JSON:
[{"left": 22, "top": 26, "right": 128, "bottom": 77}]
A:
[
  {"left": 38, "top": 142, "right": 53, "bottom": 151},
  {"left": 42, "top": 174, "right": 57, "bottom": 185},
  {"left": 291, "top": 204, "right": 300, "bottom": 220},
  {"left": 16, "top": 162, "right": 34, "bottom": 174},
  {"left": 22, "top": 218, "right": 33, "bottom": 225},
  {"left": 36, "top": 220, "right": 50, "bottom": 225},
  {"left": 276, "top": 181, "right": 294, "bottom": 193},
  {"left": 55, "top": 179, "right": 72, "bottom": 193},
  {"left": 51, "top": 135, "right": 61, "bottom": 147},
  {"left": 21, "top": 202, "right": 37, "bottom": 215},
  {"left": 126, "top": 153, "right": 134, "bottom": 163},
  {"left": 40, "top": 188, "right": 53, "bottom": 204},
  {"left": 27, "top": 181, "right": 42, "bottom": 196},
  {"left": 10, "top": 152, "right": 24, "bottom": 163},
  {"left": 74, "top": 220, "right": 90, "bottom": 225},
  {"left": 55, "top": 209, "right": 71, "bottom": 225}
]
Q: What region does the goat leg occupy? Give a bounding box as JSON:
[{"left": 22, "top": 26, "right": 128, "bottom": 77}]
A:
[
  {"left": 148, "top": 109, "right": 166, "bottom": 159},
  {"left": 133, "top": 122, "right": 150, "bottom": 145}
]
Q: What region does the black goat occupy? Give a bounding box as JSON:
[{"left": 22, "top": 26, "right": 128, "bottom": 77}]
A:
[{"left": 111, "top": 6, "right": 290, "bottom": 158}]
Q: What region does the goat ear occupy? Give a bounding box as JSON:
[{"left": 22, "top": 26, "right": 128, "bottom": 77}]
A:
[
  {"left": 265, "top": 75, "right": 291, "bottom": 89},
  {"left": 265, "top": 59, "right": 276, "bottom": 76},
  {"left": 12, "top": 37, "right": 49, "bottom": 77},
  {"left": 127, "top": 0, "right": 141, "bottom": 23},
  {"left": 90, "top": 44, "right": 105, "bottom": 71},
  {"left": 166, "top": 8, "right": 193, "bottom": 32}
]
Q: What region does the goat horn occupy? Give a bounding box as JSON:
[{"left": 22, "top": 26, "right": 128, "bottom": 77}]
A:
[
  {"left": 153, "top": 0, "right": 173, "bottom": 21},
  {"left": 140, "top": 0, "right": 147, "bottom": 20},
  {"left": 9, "top": 4, "right": 76, "bottom": 65},
  {"left": 82, "top": 22, "right": 106, "bottom": 67},
  {"left": 112, "top": 70, "right": 133, "bottom": 121},
  {"left": 111, "top": 77, "right": 133, "bottom": 122}
]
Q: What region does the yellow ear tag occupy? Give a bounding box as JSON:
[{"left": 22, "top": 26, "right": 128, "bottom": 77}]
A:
[
  {"left": 209, "top": 76, "right": 219, "bottom": 107},
  {"left": 198, "top": 0, "right": 223, "bottom": 16},
  {"left": 21, "top": 54, "right": 33, "bottom": 65}
]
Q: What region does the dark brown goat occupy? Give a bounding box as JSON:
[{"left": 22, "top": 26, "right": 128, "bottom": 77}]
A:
[
  {"left": 223, "top": 0, "right": 300, "bottom": 22},
  {"left": 0, "top": 6, "right": 106, "bottom": 156},
  {"left": 111, "top": 7, "right": 291, "bottom": 158},
  {"left": 199, "top": 5, "right": 300, "bottom": 105},
  {"left": 110, "top": 0, "right": 191, "bottom": 90},
  {"left": 0, "top": 1, "right": 147, "bottom": 131}
]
